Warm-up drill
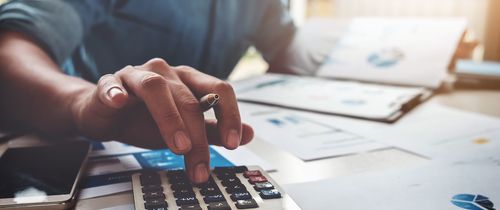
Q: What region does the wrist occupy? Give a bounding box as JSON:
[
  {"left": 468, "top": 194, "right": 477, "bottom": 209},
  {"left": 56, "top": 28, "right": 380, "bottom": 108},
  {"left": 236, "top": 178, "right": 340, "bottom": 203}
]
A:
[{"left": 65, "top": 85, "right": 95, "bottom": 136}]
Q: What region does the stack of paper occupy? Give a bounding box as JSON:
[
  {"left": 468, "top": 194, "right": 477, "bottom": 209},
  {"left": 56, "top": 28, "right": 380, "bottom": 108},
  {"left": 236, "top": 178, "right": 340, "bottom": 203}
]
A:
[{"left": 235, "top": 73, "right": 429, "bottom": 122}]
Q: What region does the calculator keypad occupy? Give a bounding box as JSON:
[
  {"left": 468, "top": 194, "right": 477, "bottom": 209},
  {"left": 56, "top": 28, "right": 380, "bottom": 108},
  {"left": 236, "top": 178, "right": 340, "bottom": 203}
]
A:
[{"left": 132, "top": 166, "right": 287, "bottom": 210}]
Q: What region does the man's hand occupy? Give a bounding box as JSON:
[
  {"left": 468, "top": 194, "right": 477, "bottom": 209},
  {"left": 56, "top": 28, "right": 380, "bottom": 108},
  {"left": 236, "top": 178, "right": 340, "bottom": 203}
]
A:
[{"left": 71, "top": 58, "right": 254, "bottom": 183}]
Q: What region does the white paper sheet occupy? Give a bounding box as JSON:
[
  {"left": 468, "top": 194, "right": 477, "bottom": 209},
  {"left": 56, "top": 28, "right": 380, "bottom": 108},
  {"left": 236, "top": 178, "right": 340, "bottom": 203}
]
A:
[
  {"left": 234, "top": 73, "right": 427, "bottom": 121},
  {"left": 285, "top": 159, "right": 500, "bottom": 210},
  {"left": 238, "top": 102, "right": 388, "bottom": 160},
  {"left": 317, "top": 17, "right": 466, "bottom": 88},
  {"left": 303, "top": 102, "right": 500, "bottom": 160}
]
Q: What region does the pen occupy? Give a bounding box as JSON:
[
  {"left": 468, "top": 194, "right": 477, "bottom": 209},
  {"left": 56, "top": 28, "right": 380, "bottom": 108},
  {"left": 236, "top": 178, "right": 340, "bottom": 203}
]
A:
[{"left": 199, "top": 93, "right": 220, "bottom": 111}]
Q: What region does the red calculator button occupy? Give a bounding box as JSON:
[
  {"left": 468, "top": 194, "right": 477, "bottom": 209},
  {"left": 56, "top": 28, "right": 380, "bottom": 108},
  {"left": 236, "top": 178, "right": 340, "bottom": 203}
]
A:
[
  {"left": 248, "top": 176, "right": 268, "bottom": 184},
  {"left": 243, "top": 170, "right": 262, "bottom": 178}
]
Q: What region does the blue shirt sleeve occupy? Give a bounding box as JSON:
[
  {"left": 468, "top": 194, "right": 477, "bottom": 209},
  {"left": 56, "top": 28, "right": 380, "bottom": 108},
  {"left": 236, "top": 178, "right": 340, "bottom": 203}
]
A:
[{"left": 0, "top": 0, "right": 108, "bottom": 65}]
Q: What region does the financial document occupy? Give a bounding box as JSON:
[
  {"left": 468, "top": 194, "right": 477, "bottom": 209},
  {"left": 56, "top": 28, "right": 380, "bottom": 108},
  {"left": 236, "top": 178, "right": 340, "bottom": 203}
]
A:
[
  {"left": 302, "top": 102, "right": 500, "bottom": 160},
  {"left": 239, "top": 102, "right": 387, "bottom": 161},
  {"left": 235, "top": 73, "right": 428, "bottom": 121},
  {"left": 317, "top": 17, "right": 466, "bottom": 88},
  {"left": 285, "top": 158, "right": 500, "bottom": 210}
]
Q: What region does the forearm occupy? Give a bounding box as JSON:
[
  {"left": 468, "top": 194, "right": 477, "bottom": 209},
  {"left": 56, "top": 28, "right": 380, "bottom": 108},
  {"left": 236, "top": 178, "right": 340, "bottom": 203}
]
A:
[{"left": 0, "top": 31, "right": 94, "bottom": 135}]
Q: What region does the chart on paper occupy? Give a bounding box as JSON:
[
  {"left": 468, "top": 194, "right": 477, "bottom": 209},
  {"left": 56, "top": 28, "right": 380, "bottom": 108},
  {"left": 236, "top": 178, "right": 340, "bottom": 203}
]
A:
[{"left": 239, "top": 102, "right": 387, "bottom": 161}]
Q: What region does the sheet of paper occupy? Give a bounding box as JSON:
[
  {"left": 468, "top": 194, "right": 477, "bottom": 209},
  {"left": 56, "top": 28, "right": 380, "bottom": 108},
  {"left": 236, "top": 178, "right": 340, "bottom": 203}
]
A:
[
  {"left": 285, "top": 159, "right": 500, "bottom": 210},
  {"left": 234, "top": 73, "right": 426, "bottom": 121},
  {"left": 238, "top": 102, "right": 388, "bottom": 161},
  {"left": 303, "top": 102, "right": 500, "bottom": 160},
  {"left": 317, "top": 17, "right": 466, "bottom": 88},
  {"left": 80, "top": 141, "right": 275, "bottom": 199}
]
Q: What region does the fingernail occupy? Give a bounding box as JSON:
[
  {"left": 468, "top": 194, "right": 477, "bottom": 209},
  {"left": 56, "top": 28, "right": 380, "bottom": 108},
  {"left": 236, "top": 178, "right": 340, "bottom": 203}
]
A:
[
  {"left": 194, "top": 163, "right": 208, "bottom": 183},
  {"left": 107, "top": 87, "right": 122, "bottom": 99},
  {"left": 174, "top": 131, "right": 191, "bottom": 151},
  {"left": 227, "top": 129, "right": 240, "bottom": 149}
]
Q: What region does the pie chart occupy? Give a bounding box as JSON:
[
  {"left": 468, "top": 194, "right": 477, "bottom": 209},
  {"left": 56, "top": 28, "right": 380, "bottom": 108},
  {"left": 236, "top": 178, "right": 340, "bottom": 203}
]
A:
[{"left": 451, "top": 194, "right": 495, "bottom": 210}]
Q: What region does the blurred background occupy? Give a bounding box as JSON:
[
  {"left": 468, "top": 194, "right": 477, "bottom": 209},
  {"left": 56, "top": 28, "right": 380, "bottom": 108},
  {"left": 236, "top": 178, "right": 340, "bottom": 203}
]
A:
[
  {"left": 231, "top": 0, "right": 500, "bottom": 81},
  {"left": 0, "top": 0, "right": 496, "bottom": 82}
]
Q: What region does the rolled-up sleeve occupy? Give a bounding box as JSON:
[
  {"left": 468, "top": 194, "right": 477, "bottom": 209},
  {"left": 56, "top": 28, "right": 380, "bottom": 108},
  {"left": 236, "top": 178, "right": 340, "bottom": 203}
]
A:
[
  {"left": 0, "top": 0, "right": 100, "bottom": 65},
  {"left": 251, "top": 0, "right": 296, "bottom": 64}
]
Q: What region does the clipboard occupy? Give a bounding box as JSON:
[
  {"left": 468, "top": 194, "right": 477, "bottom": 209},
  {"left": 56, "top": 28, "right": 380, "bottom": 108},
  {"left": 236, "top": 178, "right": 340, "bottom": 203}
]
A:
[{"left": 233, "top": 73, "right": 432, "bottom": 123}]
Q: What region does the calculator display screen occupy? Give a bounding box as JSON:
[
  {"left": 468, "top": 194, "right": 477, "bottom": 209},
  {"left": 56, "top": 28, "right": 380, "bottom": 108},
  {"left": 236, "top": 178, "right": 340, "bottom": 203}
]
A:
[{"left": 0, "top": 142, "right": 89, "bottom": 200}]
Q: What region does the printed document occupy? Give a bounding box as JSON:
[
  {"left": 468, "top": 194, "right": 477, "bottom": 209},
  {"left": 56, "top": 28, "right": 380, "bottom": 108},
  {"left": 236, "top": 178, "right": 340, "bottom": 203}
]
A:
[
  {"left": 285, "top": 158, "right": 500, "bottom": 210},
  {"left": 234, "top": 73, "right": 427, "bottom": 122},
  {"left": 317, "top": 17, "right": 466, "bottom": 88},
  {"left": 239, "top": 102, "right": 387, "bottom": 161}
]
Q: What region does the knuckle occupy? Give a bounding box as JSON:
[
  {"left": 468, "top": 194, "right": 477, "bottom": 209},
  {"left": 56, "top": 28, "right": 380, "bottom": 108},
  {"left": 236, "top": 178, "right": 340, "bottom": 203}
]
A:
[
  {"left": 189, "top": 142, "right": 209, "bottom": 153},
  {"left": 213, "top": 81, "right": 234, "bottom": 93},
  {"left": 140, "top": 73, "right": 167, "bottom": 89},
  {"left": 116, "top": 65, "right": 134, "bottom": 75},
  {"left": 145, "top": 58, "right": 169, "bottom": 69},
  {"left": 179, "top": 97, "right": 202, "bottom": 113},
  {"left": 97, "top": 74, "right": 115, "bottom": 85},
  {"left": 159, "top": 110, "right": 182, "bottom": 122}
]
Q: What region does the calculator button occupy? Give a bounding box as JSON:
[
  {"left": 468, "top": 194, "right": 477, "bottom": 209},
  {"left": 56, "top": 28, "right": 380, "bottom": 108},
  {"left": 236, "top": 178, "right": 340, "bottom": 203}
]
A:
[
  {"left": 248, "top": 176, "right": 267, "bottom": 184},
  {"left": 173, "top": 188, "right": 195, "bottom": 198},
  {"left": 146, "top": 207, "right": 167, "bottom": 210},
  {"left": 200, "top": 186, "right": 221, "bottom": 196},
  {"left": 230, "top": 191, "right": 252, "bottom": 201},
  {"left": 235, "top": 199, "right": 259, "bottom": 209},
  {"left": 221, "top": 177, "right": 241, "bottom": 187},
  {"left": 216, "top": 172, "right": 236, "bottom": 180},
  {"left": 203, "top": 194, "right": 226, "bottom": 203},
  {"left": 143, "top": 191, "right": 166, "bottom": 200},
  {"left": 260, "top": 189, "right": 282, "bottom": 199},
  {"left": 253, "top": 182, "right": 274, "bottom": 191},
  {"left": 208, "top": 201, "right": 231, "bottom": 210},
  {"left": 140, "top": 174, "right": 161, "bottom": 185},
  {"left": 180, "top": 204, "right": 202, "bottom": 210},
  {"left": 167, "top": 169, "right": 186, "bottom": 177},
  {"left": 225, "top": 183, "right": 247, "bottom": 194},
  {"left": 142, "top": 185, "right": 163, "bottom": 193},
  {"left": 176, "top": 196, "right": 199, "bottom": 206},
  {"left": 214, "top": 167, "right": 235, "bottom": 174},
  {"left": 170, "top": 181, "right": 191, "bottom": 191},
  {"left": 144, "top": 199, "right": 167, "bottom": 209},
  {"left": 243, "top": 170, "right": 261, "bottom": 178},
  {"left": 195, "top": 176, "right": 217, "bottom": 189},
  {"left": 234, "top": 166, "right": 248, "bottom": 173}
]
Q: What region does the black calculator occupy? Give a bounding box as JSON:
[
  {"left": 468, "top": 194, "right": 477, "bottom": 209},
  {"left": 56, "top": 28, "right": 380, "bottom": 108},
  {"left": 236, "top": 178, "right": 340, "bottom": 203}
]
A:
[{"left": 131, "top": 166, "right": 301, "bottom": 210}]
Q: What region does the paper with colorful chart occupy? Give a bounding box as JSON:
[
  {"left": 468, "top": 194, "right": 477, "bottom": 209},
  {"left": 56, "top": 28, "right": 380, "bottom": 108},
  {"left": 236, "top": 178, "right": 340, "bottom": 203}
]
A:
[
  {"left": 317, "top": 17, "right": 467, "bottom": 88},
  {"left": 284, "top": 158, "right": 500, "bottom": 210},
  {"left": 234, "top": 73, "right": 427, "bottom": 121},
  {"left": 238, "top": 102, "right": 387, "bottom": 161}
]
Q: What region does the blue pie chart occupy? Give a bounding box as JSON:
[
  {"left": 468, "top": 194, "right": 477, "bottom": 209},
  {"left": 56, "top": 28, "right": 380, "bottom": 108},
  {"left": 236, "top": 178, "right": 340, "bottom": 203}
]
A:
[{"left": 451, "top": 194, "right": 495, "bottom": 210}]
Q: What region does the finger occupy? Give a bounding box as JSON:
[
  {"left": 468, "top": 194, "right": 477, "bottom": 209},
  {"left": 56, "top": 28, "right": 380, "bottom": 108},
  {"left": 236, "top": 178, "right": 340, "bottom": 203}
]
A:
[
  {"left": 141, "top": 58, "right": 210, "bottom": 183},
  {"left": 205, "top": 119, "right": 254, "bottom": 146},
  {"left": 96, "top": 74, "right": 129, "bottom": 109},
  {"left": 117, "top": 65, "right": 192, "bottom": 154},
  {"left": 175, "top": 66, "right": 242, "bottom": 150}
]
